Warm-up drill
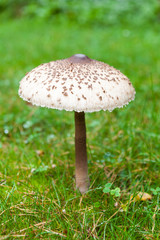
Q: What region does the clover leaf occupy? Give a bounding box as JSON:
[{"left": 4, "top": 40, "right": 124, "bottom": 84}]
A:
[{"left": 103, "top": 183, "right": 112, "bottom": 193}]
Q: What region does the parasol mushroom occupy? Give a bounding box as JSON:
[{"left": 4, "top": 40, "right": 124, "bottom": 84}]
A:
[{"left": 18, "top": 54, "right": 135, "bottom": 194}]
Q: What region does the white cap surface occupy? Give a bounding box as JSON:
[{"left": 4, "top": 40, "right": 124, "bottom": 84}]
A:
[{"left": 19, "top": 54, "right": 135, "bottom": 112}]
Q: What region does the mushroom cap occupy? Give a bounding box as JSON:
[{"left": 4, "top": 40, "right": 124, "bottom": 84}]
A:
[{"left": 19, "top": 54, "right": 135, "bottom": 112}]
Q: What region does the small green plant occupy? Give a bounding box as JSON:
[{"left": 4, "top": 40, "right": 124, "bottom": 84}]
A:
[
  {"left": 103, "top": 183, "right": 112, "bottom": 193},
  {"left": 94, "top": 202, "right": 101, "bottom": 208},
  {"left": 151, "top": 187, "right": 160, "bottom": 195},
  {"left": 103, "top": 183, "right": 121, "bottom": 197},
  {"left": 110, "top": 188, "right": 121, "bottom": 197}
]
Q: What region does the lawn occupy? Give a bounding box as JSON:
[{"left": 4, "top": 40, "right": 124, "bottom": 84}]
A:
[{"left": 0, "top": 17, "right": 160, "bottom": 239}]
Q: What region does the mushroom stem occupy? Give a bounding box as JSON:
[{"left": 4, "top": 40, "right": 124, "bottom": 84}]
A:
[{"left": 74, "top": 111, "right": 89, "bottom": 193}]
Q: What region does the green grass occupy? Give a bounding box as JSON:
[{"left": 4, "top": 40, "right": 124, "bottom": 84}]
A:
[{"left": 0, "top": 17, "right": 160, "bottom": 239}]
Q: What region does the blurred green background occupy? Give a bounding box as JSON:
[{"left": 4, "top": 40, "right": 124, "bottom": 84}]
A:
[
  {"left": 0, "top": 0, "right": 159, "bottom": 25},
  {"left": 0, "top": 1, "right": 160, "bottom": 239}
]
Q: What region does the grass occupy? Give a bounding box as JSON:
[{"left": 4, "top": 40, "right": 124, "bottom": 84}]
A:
[{"left": 0, "top": 17, "right": 160, "bottom": 239}]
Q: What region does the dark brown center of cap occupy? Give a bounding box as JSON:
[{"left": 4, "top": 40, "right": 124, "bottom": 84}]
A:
[{"left": 68, "top": 54, "right": 91, "bottom": 64}]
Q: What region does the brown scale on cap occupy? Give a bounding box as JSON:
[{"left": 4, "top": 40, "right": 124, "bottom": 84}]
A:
[
  {"left": 63, "top": 92, "right": 68, "bottom": 96},
  {"left": 82, "top": 95, "right": 87, "bottom": 100},
  {"left": 88, "top": 84, "right": 92, "bottom": 89}
]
